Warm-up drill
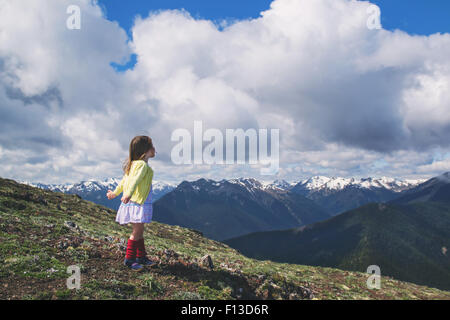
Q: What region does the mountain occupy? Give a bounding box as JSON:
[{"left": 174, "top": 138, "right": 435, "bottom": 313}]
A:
[
  {"left": 224, "top": 174, "right": 450, "bottom": 290},
  {"left": 391, "top": 172, "right": 450, "bottom": 205},
  {"left": 23, "top": 178, "right": 176, "bottom": 210},
  {"left": 290, "top": 176, "right": 422, "bottom": 215},
  {"left": 153, "top": 178, "right": 331, "bottom": 241},
  {"left": 24, "top": 176, "right": 422, "bottom": 216},
  {"left": 293, "top": 176, "right": 421, "bottom": 195},
  {"left": 1, "top": 177, "right": 449, "bottom": 300},
  {"left": 264, "top": 179, "right": 296, "bottom": 191}
]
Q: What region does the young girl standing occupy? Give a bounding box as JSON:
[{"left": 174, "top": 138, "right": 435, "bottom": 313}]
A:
[{"left": 106, "top": 135, "right": 156, "bottom": 271}]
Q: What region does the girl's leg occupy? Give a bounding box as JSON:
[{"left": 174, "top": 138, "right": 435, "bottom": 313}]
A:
[
  {"left": 131, "top": 223, "right": 148, "bottom": 258},
  {"left": 130, "top": 223, "right": 144, "bottom": 241},
  {"left": 134, "top": 224, "right": 154, "bottom": 266},
  {"left": 124, "top": 224, "right": 145, "bottom": 271},
  {"left": 124, "top": 224, "right": 143, "bottom": 271},
  {"left": 134, "top": 223, "right": 146, "bottom": 258}
]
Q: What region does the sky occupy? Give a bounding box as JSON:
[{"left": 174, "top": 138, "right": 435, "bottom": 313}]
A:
[
  {"left": 101, "top": 0, "right": 450, "bottom": 71},
  {"left": 97, "top": 0, "right": 450, "bottom": 36},
  {"left": 1, "top": 0, "right": 450, "bottom": 185}
]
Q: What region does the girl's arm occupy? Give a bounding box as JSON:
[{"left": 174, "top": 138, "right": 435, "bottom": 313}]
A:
[{"left": 123, "top": 161, "right": 147, "bottom": 198}]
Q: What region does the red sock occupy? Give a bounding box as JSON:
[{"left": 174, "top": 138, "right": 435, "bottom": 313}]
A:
[
  {"left": 136, "top": 238, "right": 147, "bottom": 258},
  {"left": 125, "top": 239, "right": 138, "bottom": 260}
]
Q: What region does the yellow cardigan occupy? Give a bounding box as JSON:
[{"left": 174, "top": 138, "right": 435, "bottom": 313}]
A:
[{"left": 112, "top": 160, "right": 154, "bottom": 205}]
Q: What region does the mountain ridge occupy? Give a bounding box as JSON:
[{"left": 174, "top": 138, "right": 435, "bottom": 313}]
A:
[
  {"left": 23, "top": 175, "right": 423, "bottom": 195},
  {"left": 390, "top": 172, "right": 450, "bottom": 205},
  {"left": 22, "top": 178, "right": 176, "bottom": 210},
  {"left": 153, "top": 177, "right": 331, "bottom": 241},
  {"left": 24, "top": 175, "right": 424, "bottom": 216},
  {"left": 290, "top": 176, "right": 423, "bottom": 215}
]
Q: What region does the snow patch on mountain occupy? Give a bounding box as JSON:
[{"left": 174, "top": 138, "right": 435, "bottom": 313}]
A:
[
  {"left": 265, "top": 179, "right": 296, "bottom": 191},
  {"left": 296, "top": 176, "right": 424, "bottom": 193},
  {"left": 22, "top": 176, "right": 425, "bottom": 202},
  {"left": 22, "top": 178, "right": 177, "bottom": 194}
]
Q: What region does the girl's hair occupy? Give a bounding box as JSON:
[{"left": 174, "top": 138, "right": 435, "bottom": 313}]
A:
[{"left": 123, "top": 135, "right": 154, "bottom": 175}]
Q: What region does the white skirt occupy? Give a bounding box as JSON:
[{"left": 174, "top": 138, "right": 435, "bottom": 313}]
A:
[{"left": 115, "top": 189, "right": 153, "bottom": 225}]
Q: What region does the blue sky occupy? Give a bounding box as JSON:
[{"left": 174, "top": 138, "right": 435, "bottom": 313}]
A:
[
  {"left": 99, "top": 0, "right": 450, "bottom": 37},
  {"left": 104, "top": 0, "right": 450, "bottom": 72},
  {"left": 98, "top": 0, "right": 272, "bottom": 36}
]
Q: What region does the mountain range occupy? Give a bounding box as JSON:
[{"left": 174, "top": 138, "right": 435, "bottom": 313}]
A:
[
  {"left": 151, "top": 175, "right": 423, "bottom": 241},
  {"left": 224, "top": 173, "right": 450, "bottom": 290},
  {"left": 24, "top": 175, "right": 423, "bottom": 240},
  {"left": 25, "top": 175, "right": 422, "bottom": 213},
  {"left": 289, "top": 176, "right": 423, "bottom": 215},
  {"left": 23, "top": 178, "right": 176, "bottom": 210},
  {"left": 152, "top": 178, "right": 331, "bottom": 240}
]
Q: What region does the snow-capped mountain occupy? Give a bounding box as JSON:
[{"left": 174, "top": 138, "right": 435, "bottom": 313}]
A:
[
  {"left": 200, "top": 176, "right": 423, "bottom": 196},
  {"left": 22, "top": 175, "right": 424, "bottom": 216},
  {"left": 22, "top": 178, "right": 120, "bottom": 193},
  {"left": 264, "top": 179, "right": 297, "bottom": 191},
  {"left": 153, "top": 177, "right": 330, "bottom": 241},
  {"left": 290, "top": 176, "right": 424, "bottom": 215},
  {"left": 179, "top": 177, "right": 296, "bottom": 195},
  {"left": 23, "top": 178, "right": 177, "bottom": 210},
  {"left": 293, "top": 176, "right": 424, "bottom": 195}
]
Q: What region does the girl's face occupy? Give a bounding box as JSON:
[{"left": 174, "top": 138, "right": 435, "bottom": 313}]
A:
[{"left": 144, "top": 147, "right": 156, "bottom": 160}]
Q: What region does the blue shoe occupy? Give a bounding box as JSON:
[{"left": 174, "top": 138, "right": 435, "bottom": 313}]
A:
[
  {"left": 136, "top": 256, "right": 156, "bottom": 267},
  {"left": 124, "top": 258, "right": 144, "bottom": 271}
]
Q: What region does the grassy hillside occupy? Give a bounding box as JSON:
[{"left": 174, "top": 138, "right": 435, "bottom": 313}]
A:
[
  {"left": 225, "top": 202, "right": 450, "bottom": 290},
  {"left": 0, "top": 178, "right": 449, "bottom": 300}
]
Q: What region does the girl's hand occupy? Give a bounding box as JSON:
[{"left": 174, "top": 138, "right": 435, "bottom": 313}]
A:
[
  {"left": 106, "top": 190, "right": 116, "bottom": 200},
  {"left": 121, "top": 195, "right": 131, "bottom": 204}
]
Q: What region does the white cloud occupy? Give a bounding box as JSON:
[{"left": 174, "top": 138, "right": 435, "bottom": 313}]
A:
[
  {"left": 417, "top": 159, "right": 450, "bottom": 175},
  {"left": 1, "top": 0, "right": 450, "bottom": 184}
]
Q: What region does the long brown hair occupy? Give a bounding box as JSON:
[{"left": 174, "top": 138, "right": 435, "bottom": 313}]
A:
[{"left": 123, "top": 136, "right": 154, "bottom": 175}]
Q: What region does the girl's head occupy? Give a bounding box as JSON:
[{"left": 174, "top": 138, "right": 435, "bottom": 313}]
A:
[{"left": 123, "top": 135, "right": 155, "bottom": 175}]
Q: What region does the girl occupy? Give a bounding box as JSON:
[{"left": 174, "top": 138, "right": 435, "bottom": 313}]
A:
[{"left": 106, "top": 135, "right": 156, "bottom": 271}]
